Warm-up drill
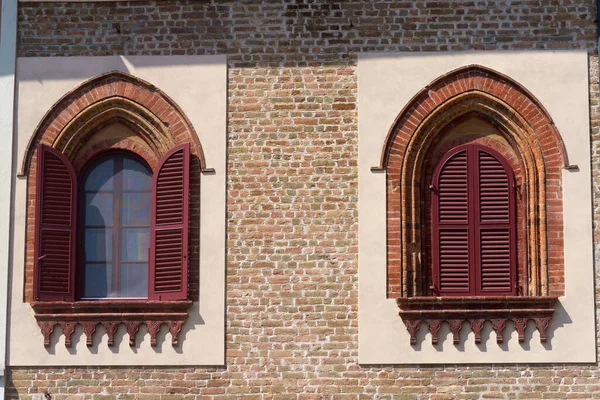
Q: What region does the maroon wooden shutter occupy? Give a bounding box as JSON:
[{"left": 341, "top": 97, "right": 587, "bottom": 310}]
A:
[
  {"left": 475, "top": 148, "right": 516, "bottom": 295},
  {"left": 431, "top": 149, "right": 472, "bottom": 295},
  {"left": 431, "top": 144, "right": 516, "bottom": 296},
  {"left": 34, "top": 144, "right": 77, "bottom": 301},
  {"left": 149, "top": 143, "right": 190, "bottom": 301}
]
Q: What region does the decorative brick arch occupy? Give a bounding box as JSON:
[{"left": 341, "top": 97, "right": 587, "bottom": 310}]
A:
[
  {"left": 20, "top": 70, "right": 206, "bottom": 175},
  {"left": 22, "top": 71, "right": 206, "bottom": 302},
  {"left": 381, "top": 65, "right": 568, "bottom": 299}
]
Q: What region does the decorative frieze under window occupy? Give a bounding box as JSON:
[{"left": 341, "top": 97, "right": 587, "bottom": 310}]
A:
[
  {"left": 396, "top": 296, "right": 557, "bottom": 345},
  {"left": 32, "top": 300, "right": 192, "bottom": 347}
]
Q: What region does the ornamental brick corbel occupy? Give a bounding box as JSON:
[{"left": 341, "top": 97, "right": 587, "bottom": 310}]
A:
[
  {"left": 397, "top": 296, "right": 557, "bottom": 346},
  {"left": 37, "top": 320, "right": 57, "bottom": 347},
  {"left": 32, "top": 300, "right": 192, "bottom": 348}
]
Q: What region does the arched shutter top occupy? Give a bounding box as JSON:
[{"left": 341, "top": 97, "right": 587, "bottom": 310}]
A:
[
  {"left": 34, "top": 144, "right": 77, "bottom": 301},
  {"left": 149, "top": 143, "right": 190, "bottom": 301}
]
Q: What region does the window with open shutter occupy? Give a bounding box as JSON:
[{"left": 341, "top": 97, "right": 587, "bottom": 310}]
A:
[
  {"left": 431, "top": 143, "right": 516, "bottom": 296},
  {"left": 34, "top": 144, "right": 77, "bottom": 301},
  {"left": 33, "top": 143, "right": 191, "bottom": 303}
]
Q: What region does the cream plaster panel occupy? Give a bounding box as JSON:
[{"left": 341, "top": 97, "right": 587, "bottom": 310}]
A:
[
  {"left": 10, "top": 55, "right": 226, "bottom": 366},
  {"left": 358, "top": 51, "right": 595, "bottom": 364}
]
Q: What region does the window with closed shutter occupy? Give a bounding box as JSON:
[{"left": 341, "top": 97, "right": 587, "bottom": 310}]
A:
[{"left": 431, "top": 143, "right": 516, "bottom": 296}]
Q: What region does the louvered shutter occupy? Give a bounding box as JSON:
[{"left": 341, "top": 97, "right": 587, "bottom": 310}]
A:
[
  {"left": 431, "top": 149, "right": 472, "bottom": 295},
  {"left": 34, "top": 144, "right": 77, "bottom": 301},
  {"left": 149, "top": 143, "right": 190, "bottom": 301},
  {"left": 431, "top": 144, "right": 516, "bottom": 296},
  {"left": 475, "top": 148, "right": 516, "bottom": 295}
]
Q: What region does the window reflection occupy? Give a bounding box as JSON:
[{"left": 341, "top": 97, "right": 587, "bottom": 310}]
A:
[{"left": 81, "top": 153, "right": 151, "bottom": 299}]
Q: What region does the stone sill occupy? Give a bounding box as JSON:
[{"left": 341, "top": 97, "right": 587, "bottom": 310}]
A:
[
  {"left": 396, "top": 296, "right": 558, "bottom": 345},
  {"left": 32, "top": 300, "right": 192, "bottom": 348}
]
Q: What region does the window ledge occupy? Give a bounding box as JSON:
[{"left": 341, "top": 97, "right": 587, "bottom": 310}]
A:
[
  {"left": 396, "top": 296, "right": 558, "bottom": 345},
  {"left": 31, "top": 300, "right": 192, "bottom": 348}
]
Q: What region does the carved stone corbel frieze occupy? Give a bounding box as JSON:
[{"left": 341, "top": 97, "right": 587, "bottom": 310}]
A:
[
  {"left": 168, "top": 320, "right": 185, "bottom": 346},
  {"left": 427, "top": 320, "right": 441, "bottom": 344},
  {"left": 404, "top": 319, "right": 421, "bottom": 345},
  {"left": 513, "top": 317, "right": 528, "bottom": 342},
  {"left": 534, "top": 316, "right": 551, "bottom": 342},
  {"left": 81, "top": 322, "right": 98, "bottom": 347},
  {"left": 37, "top": 320, "right": 57, "bottom": 347},
  {"left": 469, "top": 319, "right": 485, "bottom": 344},
  {"left": 31, "top": 300, "right": 192, "bottom": 348},
  {"left": 396, "top": 296, "right": 558, "bottom": 346},
  {"left": 448, "top": 319, "right": 463, "bottom": 344},
  {"left": 491, "top": 319, "right": 507, "bottom": 343},
  {"left": 61, "top": 321, "right": 76, "bottom": 348},
  {"left": 147, "top": 321, "right": 163, "bottom": 347},
  {"left": 126, "top": 321, "right": 142, "bottom": 347},
  {"left": 102, "top": 321, "right": 120, "bottom": 346}
]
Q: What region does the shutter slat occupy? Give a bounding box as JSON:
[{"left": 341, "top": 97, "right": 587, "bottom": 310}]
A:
[
  {"left": 34, "top": 145, "right": 76, "bottom": 301},
  {"left": 149, "top": 143, "right": 190, "bottom": 301},
  {"left": 478, "top": 151, "right": 510, "bottom": 224},
  {"left": 438, "top": 151, "right": 469, "bottom": 225},
  {"left": 438, "top": 229, "right": 470, "bottom": 292}
]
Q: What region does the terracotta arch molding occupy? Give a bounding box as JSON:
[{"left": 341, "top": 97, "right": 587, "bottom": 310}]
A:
[
  {"left": 380, "top": 64, "right": 568, "bottom": 299},
  {"left": 375, "top": 64, "right": 571, "bottom": 171},
  {"left": 19, "top": 70, "right": 207, "bottom": 176}
]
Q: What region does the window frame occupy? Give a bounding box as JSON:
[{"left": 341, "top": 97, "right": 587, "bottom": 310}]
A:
[
  {"left": 77, "top": 150, "right": 153, "bottom": 300},
  {"left": 31, "top": 142, "right": 192, "bottom": 348}
]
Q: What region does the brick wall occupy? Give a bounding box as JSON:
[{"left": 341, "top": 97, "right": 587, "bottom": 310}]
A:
[{"left": 9, "top": 1, "right": 600, "bottom": 399}]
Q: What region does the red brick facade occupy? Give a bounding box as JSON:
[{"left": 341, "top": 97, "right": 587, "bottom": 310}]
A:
[{"left": 8, "top": 0, "right": 600, "bottom": 399}]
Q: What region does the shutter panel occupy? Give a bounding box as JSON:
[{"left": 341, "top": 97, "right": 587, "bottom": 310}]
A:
[
  {"left": 475, "top": 148, "right": 516, "bottom": 295},
  {"left": 431, "top": 145, "right": 516, "bottom": 296},
  {"left": 34, "top": 144, "right": 76, "bottom": 301},
  {"left": 149, "top": 143, "right": 190, "bottom": 301},
  {"left": 432, "top": 150, "right": 472, "bottom": 295}
]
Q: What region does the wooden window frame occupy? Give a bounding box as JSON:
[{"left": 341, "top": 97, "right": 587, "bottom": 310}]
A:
[{"left": 78, "top": 151, "right": 153, "bottom": 300}]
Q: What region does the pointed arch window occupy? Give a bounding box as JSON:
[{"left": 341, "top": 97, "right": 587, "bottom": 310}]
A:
[
  {"left": 32, "top": 143, "right": 192, "bottom": 348},
  {"left": 34, "top": 144, "right": 190, "bottom": 303}
]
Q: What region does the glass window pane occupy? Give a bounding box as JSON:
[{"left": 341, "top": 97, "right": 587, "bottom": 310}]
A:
[
  {"left": 84, "top": 158, "right": 114, "bottom": 191},
  {"left": 122, "top": 158, "right": 152, "bottom": 191},
  {"left": 85, "top": 193, "right": 113, "bottom": 226},
  {"left": 83, "top": 264, "right": 113, "bottom": 298},
  {"left": 84, "top": 229, "right": 112, "bottom": 262},
  {"left": 121, "top": 193, "right": 151, "bottom": 226},
  {"left": 121, "top": 228, "right": 150, "bottom": 262},
  {"left": 81, "top": 154, "right": 153, "bottom": 299},
  {"left": 120, "top": 263, "right": 148, "bottom": 298}
]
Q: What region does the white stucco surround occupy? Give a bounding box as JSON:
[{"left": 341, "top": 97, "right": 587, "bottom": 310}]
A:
[
  {"left": 9, "top": 55, "right": 226, "bottom": 366},
  {"left": 0, "top": 0, "right": 18, "bottom": 393},
  {"left": 358, "top": 51, "right": 595, "bottom": 364}
]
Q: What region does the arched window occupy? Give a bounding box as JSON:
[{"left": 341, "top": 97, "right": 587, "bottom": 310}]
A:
[
  {"left": 80, "top": 153, "right": 152, "bottom": 299},
  {"left": 34, "top": 143, "right": 190, "bottom": 303},
  {"left": 430, "top": 144, "right": 516, "bottom": 296}
]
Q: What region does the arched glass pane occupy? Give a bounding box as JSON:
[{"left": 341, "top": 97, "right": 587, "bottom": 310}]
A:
[{"left": 81, "top": 153, "right": 151, "bottom": 299}]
